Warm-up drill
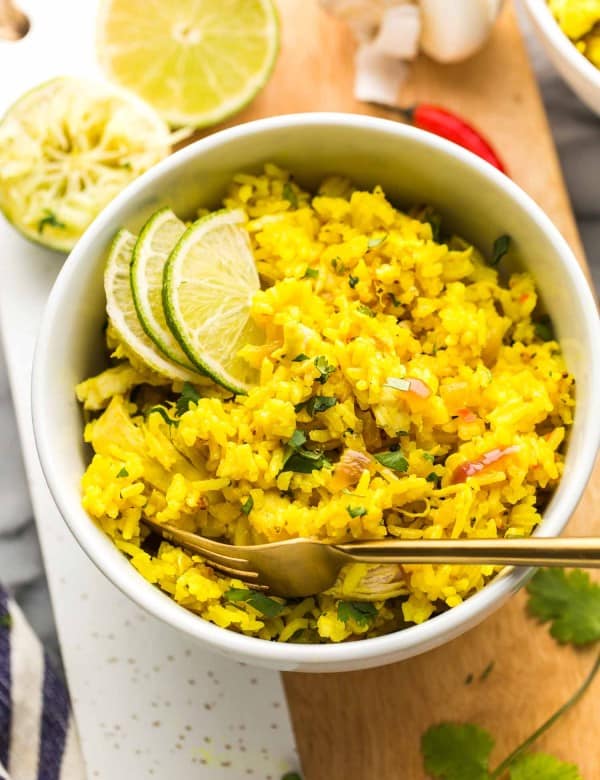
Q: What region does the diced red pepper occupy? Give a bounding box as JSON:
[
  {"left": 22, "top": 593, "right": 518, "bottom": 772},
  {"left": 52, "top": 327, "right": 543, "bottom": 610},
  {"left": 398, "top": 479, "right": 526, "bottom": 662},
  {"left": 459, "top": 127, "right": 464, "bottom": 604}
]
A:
[{"left": 452, "top": 446, "right": 519, "bottom": 484}]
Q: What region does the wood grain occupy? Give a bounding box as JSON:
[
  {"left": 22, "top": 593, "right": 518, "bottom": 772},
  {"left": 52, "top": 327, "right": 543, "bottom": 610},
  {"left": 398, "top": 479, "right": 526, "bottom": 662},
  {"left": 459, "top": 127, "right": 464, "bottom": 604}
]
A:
[{"left": 208, "top": 2, "right": 600, "bottom": 777}]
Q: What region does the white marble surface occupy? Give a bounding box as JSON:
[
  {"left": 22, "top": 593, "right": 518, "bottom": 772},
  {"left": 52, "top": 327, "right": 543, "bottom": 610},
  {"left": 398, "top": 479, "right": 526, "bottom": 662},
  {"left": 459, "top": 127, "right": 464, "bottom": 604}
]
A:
[{"left": 0, "top": 7, "right": 598, "bottom": 776}]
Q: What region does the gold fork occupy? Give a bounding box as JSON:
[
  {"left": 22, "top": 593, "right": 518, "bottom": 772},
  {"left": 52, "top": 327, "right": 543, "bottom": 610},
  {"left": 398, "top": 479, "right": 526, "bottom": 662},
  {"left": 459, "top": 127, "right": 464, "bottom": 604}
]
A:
[{"left": 143, "top": 517, "right": 600, "bottom": 598}]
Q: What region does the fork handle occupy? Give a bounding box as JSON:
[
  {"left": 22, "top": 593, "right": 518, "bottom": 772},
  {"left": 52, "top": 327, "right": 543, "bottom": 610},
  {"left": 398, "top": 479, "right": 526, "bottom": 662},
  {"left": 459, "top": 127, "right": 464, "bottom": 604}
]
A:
[{"left": 334, "top": 537, "right": 600, "bottom": 567}]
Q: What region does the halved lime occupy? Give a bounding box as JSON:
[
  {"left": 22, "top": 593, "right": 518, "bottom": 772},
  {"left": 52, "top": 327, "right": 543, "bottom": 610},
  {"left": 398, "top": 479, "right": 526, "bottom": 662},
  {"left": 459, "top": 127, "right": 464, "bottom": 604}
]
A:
[
  {"left": 105, "top": 229, "right": 207, "bottom": 383},
  {"left": 96, "top": 0, "right": 279, "bottom": 128},
  {"left": 0, "top": 77, "right": 172, "bottom": 252},
  {"left": 163, "top": 210, "right": 262, "bottom": 394},
  {"left": 131, "top": 208, "right": 194, "bottom": 367}
]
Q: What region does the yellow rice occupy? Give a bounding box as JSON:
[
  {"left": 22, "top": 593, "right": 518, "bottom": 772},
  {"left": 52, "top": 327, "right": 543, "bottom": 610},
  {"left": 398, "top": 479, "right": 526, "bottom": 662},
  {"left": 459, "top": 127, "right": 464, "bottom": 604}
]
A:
[
  {"left": 77, "top": 164, "right": 574, "bottom": 643},
  {"left": 549, "top": 0, "right": 600, "bottom": 67}
]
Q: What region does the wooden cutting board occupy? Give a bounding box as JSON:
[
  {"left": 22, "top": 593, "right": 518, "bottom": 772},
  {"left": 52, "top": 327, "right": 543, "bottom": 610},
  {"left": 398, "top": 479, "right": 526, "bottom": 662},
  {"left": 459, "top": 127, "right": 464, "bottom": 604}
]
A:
[{"left": 214, "top": 2, "right": 600, "bottom": 777}]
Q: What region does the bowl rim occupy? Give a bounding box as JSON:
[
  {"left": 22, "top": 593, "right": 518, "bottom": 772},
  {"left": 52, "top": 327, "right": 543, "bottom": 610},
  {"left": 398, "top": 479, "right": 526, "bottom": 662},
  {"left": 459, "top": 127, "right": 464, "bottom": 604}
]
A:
[
  {"left": 32, "top": 112, "right": 600, "bottom": 667},
  {"left": 523, "top": 0, "right": 600, "bottom": 88}
]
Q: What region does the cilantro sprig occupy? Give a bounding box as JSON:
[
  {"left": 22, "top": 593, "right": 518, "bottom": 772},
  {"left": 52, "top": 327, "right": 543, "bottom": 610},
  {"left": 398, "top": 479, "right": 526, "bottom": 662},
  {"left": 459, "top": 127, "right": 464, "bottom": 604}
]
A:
[
  {"left": 294, "top": 395, "right": 337, "bottom": 417},
  {"left": 175, "top": 382, "right": 200, "bottom": 415},
  {"left": 421, "top": 567, "right": 600, "bottom": 780}
]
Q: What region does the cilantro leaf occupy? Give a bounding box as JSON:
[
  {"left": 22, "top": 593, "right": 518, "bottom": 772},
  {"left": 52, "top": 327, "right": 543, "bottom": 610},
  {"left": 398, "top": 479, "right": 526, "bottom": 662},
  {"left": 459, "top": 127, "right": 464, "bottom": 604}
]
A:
[
  {"left": 509, "top": 753, "right": 582, "bottom": 780},
  {"left": 176, "top": 382, "right": 200, "bottom": 415},
  {"left": 241, "top": 496, "right": 253, "bottom": 515},
  {"left": 346, "top": 505, "right": 367, "bottom": 518},
  {"left": 526, "top": 568, "right": 600, "bottom": 645},
  {"left": 303, "top": 267, "right": 318, "bottom": 279},
  {"left": 37, "top": 209, "right": 66, "bottom": 234},
  {"left": 421, "top": 723, "right": 494, "bottom": 780},
  {"left": 313, "top": 355, "right": 335, "bottom": 384},
  {"left": 281, "top": 429, "right": 329, "bottom": 473},
  {"left": 490, "top": 234, "right": 511, "bottom": 266},
  {"left": 348, "top": 275, "right": 359, "bottom": 288},
  {"left": 224, "top": 588, "right": 285, "bottom": 618},
  {"left": 337, "top": 600, "right": 377, "bottom": 627},
  {"left": 147, "top": 405, "right": 178, "bottom": 426},
  {"left": 534, "top": 315, "right": 555, "bottom": 342},
  {"left": 374, "top": 450, "right": 409, "bottom": 472},
  {"left": 357, "top": 303, "right": 375, "bottom": 318},
  {"left": 283, "top": 181, "right": 298, "bottom": 208},
  {"left": 292, "top": 353, "right": 309, "bottom": 362},
  {"left": 295, "top": 395, "right": 337, "bottom": 416},
  {"left": 422, "top": 452, "right": 435, "bottom": 463},
  {"left": 117, "top": 467, "right": 129, "bottom": 478}
]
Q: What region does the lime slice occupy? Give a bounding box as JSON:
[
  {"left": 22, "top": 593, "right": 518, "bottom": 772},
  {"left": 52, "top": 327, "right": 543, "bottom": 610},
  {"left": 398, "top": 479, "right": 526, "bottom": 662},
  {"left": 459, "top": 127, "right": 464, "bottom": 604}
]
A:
[
  {"left": 105, "top": 229, "right": 207, "bottom": 384},
  {"left": 0, "top": 77, "right": 172, "bottom": 252},
  {"left": 131, "top": 208, "right": 195, "bottom": 367},
  {"left": 163, "top": 210, "right": 262, "bottom": 394},
  {"left": 96, "top": 0, "right": 279, "bottom": 128}
]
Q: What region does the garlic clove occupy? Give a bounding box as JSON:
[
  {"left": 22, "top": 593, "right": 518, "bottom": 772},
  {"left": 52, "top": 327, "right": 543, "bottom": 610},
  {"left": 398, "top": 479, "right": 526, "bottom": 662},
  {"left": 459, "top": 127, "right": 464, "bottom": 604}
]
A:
[
  {"left": 419, "top": 0, "right": 504, "bottom": 63},
  {"left": 371, "top": 4, "right": 422, "bottom": 59},
  {"left": 354, "top": 41, "right": 409, "bottom": 104}
]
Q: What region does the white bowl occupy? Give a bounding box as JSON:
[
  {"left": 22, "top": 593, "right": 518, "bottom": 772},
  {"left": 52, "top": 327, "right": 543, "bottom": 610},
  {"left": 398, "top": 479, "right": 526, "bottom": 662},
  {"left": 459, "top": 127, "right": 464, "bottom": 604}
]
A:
[
  {"left": 523, "top": 0, "right": 600, "bottom": 116},
  {"left": 32, "top": 113, "right": 600, "bottom": 673}
]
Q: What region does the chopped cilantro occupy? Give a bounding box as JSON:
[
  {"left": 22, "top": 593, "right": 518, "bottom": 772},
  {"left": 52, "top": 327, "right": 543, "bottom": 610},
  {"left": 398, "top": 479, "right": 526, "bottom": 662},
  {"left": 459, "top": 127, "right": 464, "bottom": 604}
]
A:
[
  {"left": 337, "top": 600, "right": 377, "bottom": 627},
  {"left": 509, "top": 753, "right": 582, "bottom": 780},
  {"left": 426, "top": 472, "right": 440, "bottom": 485},
  {"left": 176, "top": 382, "right": 200, "bottom": 415},
  {"left": 224, "top": 588, "right": 285, "bottom": 618},
  {"left": 331, "top": 257, "right": 346, "bottom": 274},
  {"left": 292, "top": 353, "right": 309, "bottom": 362},
  {"left": 282, "top": 181, "right": 298, "bottom": 208},
  {"left": 374, "top": 451, "right": 409, "bottom": 472},
  {"left": 117, "top": 467, "right": 129, "bottom": 478},
  {"left": 534, "top": 315, "right": 555, "bottom": 342},
  {"left": 37, "top": 209, "right": 66, "bottom": 234},
  {"left": 357, "top": 303, "right": 375, "bottom": 318},
  {"left": 422, "top": 453, "right": 435, "bottom": 463},
  {"left": 148, "top": 405, "right": 178, "bottom": 426},
  {"left": 241, "top": 496, "right": 254, "bottom": 515},
  {"left": 303, "top": 267, "right": 319, "bottom": 279},
  {"left": 388, "top": 292, "right": 400, "bottom": 307},
  {"left": 313, "top": 355, "right": 335, "bottom": 384},
  {"left": 526, "top": 568, "right": 600, "bottom": 645},
  {"left": 0, "top": 614, "right": 12, "bottom": 629},
  {"left": 421, "top": 723, "right": 494, "bottom": 780},
  {"left": 490, "top": 234, "right": 511, "bottom": 266},
  {"left": 281, "top": 429, "right": 329, "bottom": 473},
  {"left": 348, "top": 275, "right": 359, "bottom": 288},
  {"left": 346, "top": 505, "right": 367, "bottom": 518},
  {"left": 289, "top": 429, "right": 307, "bottom": 449},
  {"left": 367, "top": 234, "right": 387, "bottom": 249},
  {"left": 295, "top": 395, "right": 337, "bottom": 416},
  {"left": 385, "top": 377, "right": 411, "bottom": 392}
]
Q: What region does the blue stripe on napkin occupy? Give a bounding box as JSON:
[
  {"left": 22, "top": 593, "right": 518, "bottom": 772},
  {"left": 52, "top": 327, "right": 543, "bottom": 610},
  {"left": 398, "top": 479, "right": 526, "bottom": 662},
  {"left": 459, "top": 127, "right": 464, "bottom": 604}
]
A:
[
  {"left": 0, "top": 588, "right": 11, "bottom": 770},
  {"left": 38, "top": 654, "right": 70, "bottom": 780}
]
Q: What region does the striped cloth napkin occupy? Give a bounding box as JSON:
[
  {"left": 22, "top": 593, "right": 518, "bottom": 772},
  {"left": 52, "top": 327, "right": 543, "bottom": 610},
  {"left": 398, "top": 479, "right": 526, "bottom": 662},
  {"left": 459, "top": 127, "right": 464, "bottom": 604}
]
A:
[{"left": 0, "top": 586, "right": 85, "bottom": 780}]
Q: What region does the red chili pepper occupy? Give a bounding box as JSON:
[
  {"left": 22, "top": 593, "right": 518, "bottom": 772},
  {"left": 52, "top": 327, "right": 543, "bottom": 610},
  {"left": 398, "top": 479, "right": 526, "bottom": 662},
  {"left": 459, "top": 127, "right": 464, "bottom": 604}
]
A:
[{"left": 399, "top": 104, "right": 507, "bottom": 174}]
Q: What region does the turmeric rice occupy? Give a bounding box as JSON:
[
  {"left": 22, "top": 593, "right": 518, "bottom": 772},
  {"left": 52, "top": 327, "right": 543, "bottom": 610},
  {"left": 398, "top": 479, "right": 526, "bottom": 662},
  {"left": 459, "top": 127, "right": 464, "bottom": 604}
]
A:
[{"left": 76, "top": 164, "right": 574, "bottom": 643}]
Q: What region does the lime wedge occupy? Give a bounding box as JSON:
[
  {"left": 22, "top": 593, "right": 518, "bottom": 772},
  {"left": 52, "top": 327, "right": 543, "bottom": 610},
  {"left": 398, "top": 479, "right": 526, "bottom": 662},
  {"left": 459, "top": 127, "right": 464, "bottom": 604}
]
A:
[
  {"left": 96, "top": 0, "right": 279, "bottom": 128},
  {"left": 131, "top": 208, "right": 195, "bottom": 367},
  {"left": 105, "top": 229, "right": 207, "bottom": 383},
  {"left": 163, "top": 210, "right": 262, "bottom": 394},
  {"left": 0, "top": 77, "right": 172, "bottom": 252}
]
